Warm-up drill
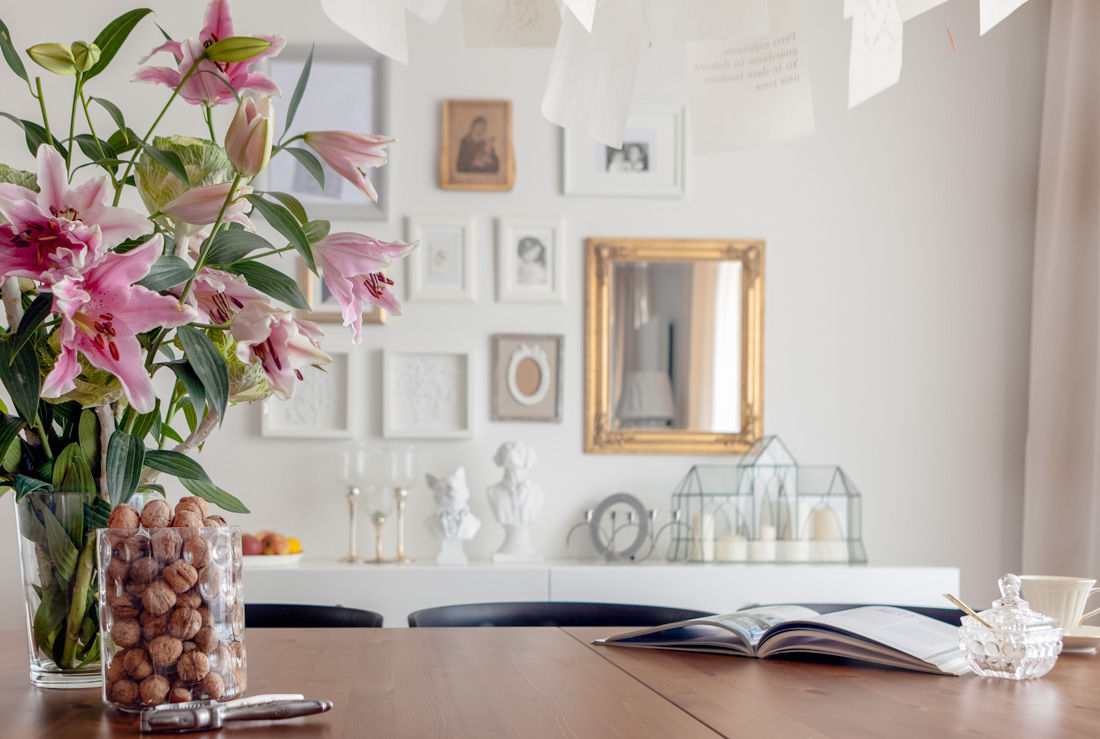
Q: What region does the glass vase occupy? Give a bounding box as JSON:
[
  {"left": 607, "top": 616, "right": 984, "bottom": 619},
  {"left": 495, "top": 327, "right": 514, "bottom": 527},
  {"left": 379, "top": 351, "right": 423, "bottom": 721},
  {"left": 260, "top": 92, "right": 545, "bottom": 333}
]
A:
[
  {"left": 97, "top": 523, "right": 247, "bottom": 710},
  {"left": 15, "top": 491, "right": 103, "bottom": 688}
]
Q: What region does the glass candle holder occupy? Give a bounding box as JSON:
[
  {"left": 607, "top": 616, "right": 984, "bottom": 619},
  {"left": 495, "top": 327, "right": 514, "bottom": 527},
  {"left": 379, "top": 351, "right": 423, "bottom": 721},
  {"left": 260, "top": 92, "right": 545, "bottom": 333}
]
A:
[{"left": 97, "top": 524, "right": 247, "bottom": 710}]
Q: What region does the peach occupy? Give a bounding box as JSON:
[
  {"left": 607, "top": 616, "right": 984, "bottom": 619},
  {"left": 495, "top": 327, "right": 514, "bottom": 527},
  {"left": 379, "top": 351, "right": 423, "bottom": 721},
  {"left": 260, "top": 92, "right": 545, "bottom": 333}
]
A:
[
  {"left": 262, "top": 533, "right": 290, "bottom": 556},
  {"left": 241, "top": 534, "right": 262, "bottom": 556}
]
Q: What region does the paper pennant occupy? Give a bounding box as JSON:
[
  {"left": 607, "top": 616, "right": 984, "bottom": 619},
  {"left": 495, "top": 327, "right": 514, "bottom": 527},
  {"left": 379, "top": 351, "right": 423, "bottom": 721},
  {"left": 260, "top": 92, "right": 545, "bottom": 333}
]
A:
[
  {"left": 463, "top": 0, "right": 561, "bottom": 48},
  {"left": 979, "top": 0, "right": 1030, "bottom": 35},
  {"left": 848, "top": 0, "right": 904, "bottom": 108}
]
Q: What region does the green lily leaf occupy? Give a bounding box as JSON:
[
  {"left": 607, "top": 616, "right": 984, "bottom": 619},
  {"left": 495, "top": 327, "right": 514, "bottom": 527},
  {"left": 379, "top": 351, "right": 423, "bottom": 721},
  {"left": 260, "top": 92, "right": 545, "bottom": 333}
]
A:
[
  {"left": 40, "top": 504, "right": 78, "bottom": 581},
  {"left": 282, "top": 44, "right": 313, "bottom": 138},
  {"left": 12, "top": 292, "right": 52, "bottom": 355},
  {"left": 176, "top": 326, "right": 228, "bottom": 423},
  {"left": 143, "top": 449, "right": 210, "bottom": 481},
  {"left": 227, "top": 261, "right": 309, "bottom": 311},
  {"left": 105, "top": 431, "right": 144, "bottom": 507},
  {"left": 245, "top": 193, "right": 315, "bottom": 272},
  {"left": 0, "top": 331, "right": 41, "bottom": 424},
  {"left": 180, "top": 477, "right": 249, "bottom": 514},
  {"left": 203, "top": 229, "right": 272, "bottom": 266},
  {"left": 14, "top": 474, "right": 51, "bottom": 502},
  {"left": 84, "top": 8, "right": 152, "bottom": 81},
  {"left": 284, "top": 147, "right": 325, "bottom": 190},
  {"left": 0, "top": 19, "right": 28, "bottom": 83},
  {"left": 137, "top": 255, "right": 193, "bottom": 292}
]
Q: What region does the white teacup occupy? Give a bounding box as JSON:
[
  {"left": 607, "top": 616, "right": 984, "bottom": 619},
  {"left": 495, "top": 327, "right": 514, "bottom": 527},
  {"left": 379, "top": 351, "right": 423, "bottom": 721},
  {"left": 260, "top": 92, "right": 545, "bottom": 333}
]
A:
[{"left": 1019, "top": 575, "right": 1100, "bottom": 633}]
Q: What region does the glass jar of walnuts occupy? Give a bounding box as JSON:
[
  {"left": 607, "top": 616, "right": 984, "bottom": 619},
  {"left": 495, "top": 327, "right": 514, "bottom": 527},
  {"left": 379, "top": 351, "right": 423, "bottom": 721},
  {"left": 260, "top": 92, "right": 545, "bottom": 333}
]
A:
[{"left": 96, "top": 495, "right": 246, "bottom": 709}]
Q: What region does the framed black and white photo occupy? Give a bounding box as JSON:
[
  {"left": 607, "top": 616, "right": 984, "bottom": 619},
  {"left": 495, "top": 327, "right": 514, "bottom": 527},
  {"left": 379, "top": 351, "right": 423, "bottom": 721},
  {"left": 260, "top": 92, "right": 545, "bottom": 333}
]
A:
[
  {"left": 261, "top": 338, "right": 362, "bottom": 439},
  {"left": 266, "top": 46, "right": 388, "bottom": 219},
  {"left": 563, "top": 103, "right": 685, "bottom": 197},
  {"left": 406, "top": 216, "right": 477, "bottom": 302},
  {"left": 491, "top": 334, "right": 563, "bottom": 423},
  {"left": 496, "top": 217, "right": 564, "bottom": 303}
]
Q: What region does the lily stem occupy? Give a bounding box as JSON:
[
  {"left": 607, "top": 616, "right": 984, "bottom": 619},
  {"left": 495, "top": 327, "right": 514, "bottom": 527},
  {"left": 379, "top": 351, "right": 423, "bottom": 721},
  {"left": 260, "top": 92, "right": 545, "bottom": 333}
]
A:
[
  {"left": 178, "top": 172, "right": 242, "bottom": 305},
  {"left": 34, "top": 78, "right": 51, "bottom": 144},
  {"left": 78, "top": 89, "right": 118, "bottom": 189},
  {"left": 65, "top": 72, "right": 82, "bottom": 177},
  {"left": 60, "top": 534, "right": 96, "bottom": 669}
]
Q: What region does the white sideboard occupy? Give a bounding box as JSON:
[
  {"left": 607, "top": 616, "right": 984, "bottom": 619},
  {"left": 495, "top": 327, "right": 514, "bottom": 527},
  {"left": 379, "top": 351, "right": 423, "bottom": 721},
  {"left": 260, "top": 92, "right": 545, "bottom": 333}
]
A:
[{"left": 243, "top": 560, "right": 960, "bottom": 628}]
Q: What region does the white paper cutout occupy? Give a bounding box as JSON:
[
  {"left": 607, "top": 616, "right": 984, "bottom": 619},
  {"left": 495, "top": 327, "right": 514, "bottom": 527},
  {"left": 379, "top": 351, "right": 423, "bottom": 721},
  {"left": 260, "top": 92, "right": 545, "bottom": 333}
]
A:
[
  {"left": 642, "top": 0, "right": 770, "bottom": 43},
  {"left": 406, "top": 0, "right": 448, "bottom": 24},
  {"left": 685, "top": 0, "right": 814, "bottom": 154},
  {"left": 561, "top": 0, "right": 597, "bottom": 32},
  {"left": 320, "top": 0, "right": 409, "bottom": 64},
  {"left": 979, "top": 0, "right": 1030, "bottom": 35},
  {"left": 463, "top": 0, "right": 561, "bottom": 48},
  {"left": 848, "top": 0, "right": 903, "bottom": 108},
  {"left": 845, "top": 0, "right": 946, "bottom": 21},
  {"left": 541, "top": 0, "right": 645, "bottom": 148}
]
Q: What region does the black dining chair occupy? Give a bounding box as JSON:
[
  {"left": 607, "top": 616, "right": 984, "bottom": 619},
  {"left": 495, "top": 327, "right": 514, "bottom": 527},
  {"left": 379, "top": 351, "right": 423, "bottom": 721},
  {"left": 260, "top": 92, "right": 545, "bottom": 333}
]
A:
[
  {"left": 750, "top": 603, "right": 964, "bottom": 626},
  {"left": 245, "top": 603, "right": 384, "bottom": 628},
  {"left": 407, "top": 601, "right": 713, "bottom": 628}
]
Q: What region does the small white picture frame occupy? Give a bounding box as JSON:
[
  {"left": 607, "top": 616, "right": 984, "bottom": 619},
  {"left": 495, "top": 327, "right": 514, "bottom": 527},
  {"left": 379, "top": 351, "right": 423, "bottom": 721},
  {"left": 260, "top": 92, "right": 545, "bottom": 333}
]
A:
[
  {"left": 496, "top": 218, "right": 565, "bottom": 303},
  {"left": 406, "top": 216, "right": 477, "bottom": 302},
  {"left": 563, "top": 103, "right": 686, "bottom": 197},
  {"left": 383, "top": 349, "right": 473, "bottom": 438},
  {"left": 261, "top": 339, "right": 362, "bottom": 439}
]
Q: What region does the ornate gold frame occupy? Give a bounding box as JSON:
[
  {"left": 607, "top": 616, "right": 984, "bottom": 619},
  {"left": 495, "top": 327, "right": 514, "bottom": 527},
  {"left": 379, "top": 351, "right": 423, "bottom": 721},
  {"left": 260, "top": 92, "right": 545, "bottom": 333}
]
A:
[{"left": 584, "top": 237, "right": 765, "bottom": 455}]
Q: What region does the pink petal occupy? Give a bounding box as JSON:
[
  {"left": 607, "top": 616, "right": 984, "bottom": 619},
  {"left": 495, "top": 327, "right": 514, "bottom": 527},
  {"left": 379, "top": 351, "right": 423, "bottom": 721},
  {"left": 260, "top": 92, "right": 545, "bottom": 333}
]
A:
[
  {"left": 41, "top": 345, "right": 81, "bottom": 399},
  {"left": 201, "top": 0, "right": 235, "bottom": 43},
  {"left": 34, "top": 145, "right": 69, "bottom": 214},
  {"left": 86, "top": 234, "right": 163, "bottom": 290},
  {"left": 132, "top": 66, "right": 183, "bottom": 88},
  {"left": 77, "top": 332, "right": 158, "bottom": 414},
  {"left": 236, "top": 71, "right": 281, "bottom": 98},
  {"left": 138, "top": 39, "right": 184, "bottom": 64}
]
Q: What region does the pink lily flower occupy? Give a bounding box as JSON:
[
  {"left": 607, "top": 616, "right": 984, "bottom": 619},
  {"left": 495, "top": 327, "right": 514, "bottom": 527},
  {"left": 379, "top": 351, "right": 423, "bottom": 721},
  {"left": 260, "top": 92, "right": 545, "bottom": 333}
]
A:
[
  {"left": 180, "top": 266, "right": 265, "bottom": 324},
  {"left": 42, "top": 235, "right": 200, "bottom": 414},
  {"left": 160, "top": 182, "right": 253, "bottom": 228},
  {"left": 302, "top": 131, "right": 394, "bottom": 203},
  {"left": 230, "top": 300, "right": 330, "bottom": 399},
  {"left": 132, "top": 0, "right": 285, "bottom": 106},
  {"left": 225, "top": 96, "right": 274, "bottom": 176},
  {"left": 0, "top": 145, "right": 149, "bottom": 284},
  {"left": 312, "top": 232, "right": 413, "bottom": 342}
]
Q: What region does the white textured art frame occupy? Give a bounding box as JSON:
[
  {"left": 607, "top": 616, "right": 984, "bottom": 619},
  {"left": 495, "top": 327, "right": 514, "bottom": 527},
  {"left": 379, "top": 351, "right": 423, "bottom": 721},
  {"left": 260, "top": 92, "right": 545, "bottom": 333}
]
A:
[
  {"left": 261, "top": 339, "right": 363, "bottom": 439},
  {"left": 406, "top": 216, "right": 478, "bottom": 302},
  {"left": 383, "top": 349, "right": 474, "bottom": 438},
  {"left": 496, "top": 217, "right": 565, "bottom": 303}
]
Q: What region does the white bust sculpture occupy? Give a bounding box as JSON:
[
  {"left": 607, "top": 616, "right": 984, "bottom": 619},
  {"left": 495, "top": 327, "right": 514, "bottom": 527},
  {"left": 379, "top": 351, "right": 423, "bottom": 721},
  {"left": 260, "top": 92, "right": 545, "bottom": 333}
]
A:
[
  {"left": 486, "top": 441, "right": 543, "bottom": 562},
  {"left": 424, "top": 467, "right": 480, "bottom": 565}
]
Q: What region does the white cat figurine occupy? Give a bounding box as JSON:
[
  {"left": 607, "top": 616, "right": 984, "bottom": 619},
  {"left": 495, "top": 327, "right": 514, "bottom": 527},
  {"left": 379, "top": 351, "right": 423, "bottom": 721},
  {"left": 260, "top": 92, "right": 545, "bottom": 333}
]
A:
[{"left": 425, "top": 467, "right": 480, "bottom": 565}]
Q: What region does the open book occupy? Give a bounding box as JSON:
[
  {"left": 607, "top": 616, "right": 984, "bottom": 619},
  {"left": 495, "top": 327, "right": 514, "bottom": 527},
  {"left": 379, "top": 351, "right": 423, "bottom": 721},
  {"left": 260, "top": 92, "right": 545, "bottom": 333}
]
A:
[{"left": 597, "top": 605, "right": 970, "bottom": 675}]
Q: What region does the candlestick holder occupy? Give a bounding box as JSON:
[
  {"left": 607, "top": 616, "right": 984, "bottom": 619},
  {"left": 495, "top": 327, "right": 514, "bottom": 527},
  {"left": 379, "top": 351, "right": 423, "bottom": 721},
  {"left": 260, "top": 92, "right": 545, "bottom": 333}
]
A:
[
  {"left": 393, "top": 486, "right": 411, "bottom": 564},
  {"left": 339, "top": 485, "right": 361, "bottom": 564}
]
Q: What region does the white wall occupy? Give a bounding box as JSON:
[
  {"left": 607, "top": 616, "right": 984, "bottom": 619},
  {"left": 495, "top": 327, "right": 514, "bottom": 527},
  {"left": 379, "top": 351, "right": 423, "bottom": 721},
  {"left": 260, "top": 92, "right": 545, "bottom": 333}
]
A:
[{"left": 0, "top": 0, "right": 1047, "bottom": 628}]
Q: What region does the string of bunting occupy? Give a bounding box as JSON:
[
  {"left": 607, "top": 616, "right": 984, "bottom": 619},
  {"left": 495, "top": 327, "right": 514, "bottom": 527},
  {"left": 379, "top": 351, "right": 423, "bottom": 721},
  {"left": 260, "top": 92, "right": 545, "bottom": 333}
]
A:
[{"left": 319, "top": 0, "right": 1033, "bottom": 152}]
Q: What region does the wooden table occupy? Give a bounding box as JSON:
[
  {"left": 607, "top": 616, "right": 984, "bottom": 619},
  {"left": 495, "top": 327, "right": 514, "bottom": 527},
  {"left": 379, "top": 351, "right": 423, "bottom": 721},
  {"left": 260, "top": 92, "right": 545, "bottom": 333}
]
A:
[{"left": 3, "top": 628, "right": 1099, "bottom": 738}]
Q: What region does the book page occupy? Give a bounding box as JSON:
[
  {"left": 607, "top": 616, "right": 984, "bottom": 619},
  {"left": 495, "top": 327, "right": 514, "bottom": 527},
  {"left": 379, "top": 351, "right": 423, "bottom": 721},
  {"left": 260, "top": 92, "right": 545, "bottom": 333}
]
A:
[
  {"left": 715, "top": 605, "right": 820, "bottom": 645},
  {"left": 806, "top": 606, "right": 961, "bottom": 664}
]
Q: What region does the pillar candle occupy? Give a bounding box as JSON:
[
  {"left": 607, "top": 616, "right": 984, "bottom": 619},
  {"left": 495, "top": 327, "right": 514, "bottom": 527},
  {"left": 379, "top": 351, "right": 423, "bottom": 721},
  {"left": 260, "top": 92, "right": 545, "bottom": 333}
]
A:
[
  {"left": 716, "top": 534, "right": 747, "bottom": 562},
  {"left": 692, "top": 513, "right": 715, "bottom": 562}
]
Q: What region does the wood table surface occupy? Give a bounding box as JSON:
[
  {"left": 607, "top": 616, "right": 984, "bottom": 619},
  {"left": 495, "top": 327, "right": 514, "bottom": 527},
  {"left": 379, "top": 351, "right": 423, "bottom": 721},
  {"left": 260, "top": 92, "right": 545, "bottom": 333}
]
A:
[
  {"left": 565, "top": 626, "right": 1100, "bottom": 738},
  {"left": 0, "top": 628, "right": 715, "bottom": 739}
]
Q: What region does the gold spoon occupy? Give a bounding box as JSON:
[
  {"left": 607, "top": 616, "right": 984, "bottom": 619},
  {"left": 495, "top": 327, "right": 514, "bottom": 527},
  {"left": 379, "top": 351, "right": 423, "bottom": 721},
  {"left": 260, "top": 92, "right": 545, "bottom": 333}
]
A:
[{"left": 943, "top": 593, "right": 996, "bottom": 630}]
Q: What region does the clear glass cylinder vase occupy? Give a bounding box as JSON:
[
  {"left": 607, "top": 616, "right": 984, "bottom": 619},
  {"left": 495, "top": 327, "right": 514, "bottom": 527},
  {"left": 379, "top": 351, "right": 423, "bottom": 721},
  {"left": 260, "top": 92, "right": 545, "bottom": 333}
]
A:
[
  {"left": 97, "top": 524, "right": 246, "bottom": 710},
  {"left": 15, "top": 491, "right": 103, "bottom": 688}
]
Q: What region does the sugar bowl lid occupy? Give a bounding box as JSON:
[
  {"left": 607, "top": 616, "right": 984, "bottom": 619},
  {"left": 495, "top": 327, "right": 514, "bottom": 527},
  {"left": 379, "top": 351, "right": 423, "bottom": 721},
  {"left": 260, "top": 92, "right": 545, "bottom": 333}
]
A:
[{"left": 977, "top": 574, "right": 1061, "bottom": 632}]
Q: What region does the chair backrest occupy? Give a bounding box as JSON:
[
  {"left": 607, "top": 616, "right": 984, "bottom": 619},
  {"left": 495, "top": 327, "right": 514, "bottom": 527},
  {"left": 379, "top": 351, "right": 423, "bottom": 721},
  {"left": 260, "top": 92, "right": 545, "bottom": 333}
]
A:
[
  {"left": 245, "top": 603, "right": 384, "bottom": 628},
  {"left": 760, "top": 603, "right": 964, "bottom": 626},
  {"left": 407, "top": 601, "right": 714, "bottom": 628}
]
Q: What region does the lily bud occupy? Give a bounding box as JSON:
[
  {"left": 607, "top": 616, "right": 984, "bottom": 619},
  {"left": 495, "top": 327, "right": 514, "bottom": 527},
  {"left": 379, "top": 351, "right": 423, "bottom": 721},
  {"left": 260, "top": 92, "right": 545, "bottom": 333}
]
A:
[
  {"left": 224, "top": 97, "right": 274, "bottom": 176},
  {"left": 204, "top": 36, "right": 272, "bottom": 63},
  {"left": 70, "top": 41, "right": 101, "bottom": 73},
  {"left": 26, "top": 43, "right": 77, "bottom": 75},
  {"left": 160, "top": 182, "right": 254, "bottom": 227}
]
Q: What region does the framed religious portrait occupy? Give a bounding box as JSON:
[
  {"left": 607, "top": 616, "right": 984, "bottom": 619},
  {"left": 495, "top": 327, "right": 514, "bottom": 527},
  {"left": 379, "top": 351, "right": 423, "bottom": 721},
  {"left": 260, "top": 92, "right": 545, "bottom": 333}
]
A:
[
  {"left": 491, "top": 333, "right": 563, "bottom": 423},
  {"left": 439, "top": 99, "right": 515, "bottom": 191},
  {"left": 496, "top": 217, "right": 564, "bottom": 303},
  {"left": 406, "top": 216, "right": 477, "bottom": 302},
  {"left": 563, "top": 103, "right": 685, "bottom": 197},
  {"left": 266, "top": 45, "right": 388, "bottom": 219}
]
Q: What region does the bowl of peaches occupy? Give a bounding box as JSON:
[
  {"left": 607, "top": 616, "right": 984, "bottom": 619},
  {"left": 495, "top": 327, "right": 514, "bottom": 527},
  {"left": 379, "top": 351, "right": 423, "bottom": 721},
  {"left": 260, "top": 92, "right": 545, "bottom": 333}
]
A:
[{"left": 241, "top": 531, "right": 303, "bottom": 568}]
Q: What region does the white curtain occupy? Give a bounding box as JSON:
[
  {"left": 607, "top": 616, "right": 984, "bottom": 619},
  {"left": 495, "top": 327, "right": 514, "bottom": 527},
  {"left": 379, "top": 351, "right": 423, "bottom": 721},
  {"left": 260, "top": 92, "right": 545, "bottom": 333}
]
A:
[{"left": 1022, "top": 0, "right": 1100, "bottom": 577}]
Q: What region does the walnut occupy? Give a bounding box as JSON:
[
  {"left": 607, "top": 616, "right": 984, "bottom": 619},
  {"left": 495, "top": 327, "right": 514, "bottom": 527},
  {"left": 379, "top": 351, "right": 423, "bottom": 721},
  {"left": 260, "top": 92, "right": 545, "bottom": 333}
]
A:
[
  {"left": 148, "top": 635, "right": 183, "bottom": 669},
  {"left": 109, "top": 678, "right": 139, "bottom": 705},
  {"left": 140, "top": 674, "right": 170, "bottom": 706},
  {"left": 107, "top": 557, "right": 130, "bottom": 583},
  {"left": 178, "top": 495, "right": 209, "bottom": 519},
  {"left": 231, "top": 668, "right": 246, "bottom": 695},
  {"left": 199, "top": 671, "right": 224, "bottom": 700},
  {"left": 204, "top": 515, "right": 226, "bottom": 527},
  {"left": 150, "top": 528, "right": 183, "bottom": 563},
  {"left": 129, "top": 556, "right": 159, "bottom": 584},
  {"left": 110, "top": 596, "right": 141, "bottom": 620},
  {"left": 163, "top": 560, "right": 198, "bottom": 593},
  {"left": 169, "top": 687, "right": 192, "bottom": 703},
  {"left": 140, "top": 610, "right": 169, "bottom": 641},
  {"left": 139, "top": 498, "right": 172, "bottom": 529},
  {"left": 193, "top": 625, "right": 220, "bottom": 654},
  {"left": 210, "top": 645, "right": 232, "bottom": 671},
  {"left": 196, "top": 606, "right": 211, "bottom": 626},
  {"left": 229, "top": 640, "right": 244, "bottom": 662},
  {"left": 107, "top": 504, "right": 139, "bottom": 530},
  {"left": 168, "top": 607, "right": 202, "bottom": 640},
  {"left": 230, "top": 606, "right": 244, "bottom": 638},
  {"left": 105, "top": 652, "right": 128, "bottom": 682},
  {"left": 172, "top": 509, "right": 204, "bottom": 528},
  {"left": 124, "top": 580, "right": 149, "bottom": 599},
  {"left": 114, "top": 535, "right": 149, "bottom": 563},
  {"left": 176, "top": 651, "right": 210, "bottom": 684},
  {"left": 197, "top": 564, "right": 222, "bottom": 599},
  {"left": 179, "top": 588, "right": 202, "bottom": 609},
  {"left": 182, "top": 536, "right": 211, "bottom": 568},
  {"left": 141, "top": 580, "right": 177, "bottom": 616},
  {"left": 182, "top": 640, "right": 197, "bottom": 653},
  {"left": 123, "top": 648, "right": 153, "bottom": 680},
  {"left": 110, "top": 618, "right": 141, "bottom": 649}
]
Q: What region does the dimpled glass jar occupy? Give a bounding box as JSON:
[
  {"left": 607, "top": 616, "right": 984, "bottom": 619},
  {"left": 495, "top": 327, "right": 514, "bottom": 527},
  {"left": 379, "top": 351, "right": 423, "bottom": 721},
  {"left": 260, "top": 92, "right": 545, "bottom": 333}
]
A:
[
  {"left": 959, "top": 574, "right": 1063, "bottom": 680},
  {"left": 96, "top": 524, "right": 246, "bottom": 710}
]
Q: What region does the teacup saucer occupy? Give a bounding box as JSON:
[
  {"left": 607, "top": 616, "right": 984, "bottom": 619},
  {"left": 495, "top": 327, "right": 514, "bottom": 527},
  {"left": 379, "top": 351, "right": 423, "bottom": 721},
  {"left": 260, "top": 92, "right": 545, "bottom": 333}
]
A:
[{"left": 1062, "top": 625, "right": 1100, "bottom": 653}]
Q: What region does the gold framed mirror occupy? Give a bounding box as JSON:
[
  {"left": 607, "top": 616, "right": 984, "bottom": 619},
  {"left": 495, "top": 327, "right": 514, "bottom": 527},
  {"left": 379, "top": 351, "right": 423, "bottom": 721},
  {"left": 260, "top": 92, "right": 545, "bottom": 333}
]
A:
[{"left": 585, "top": 238, "right": 764, "bottom": 454}]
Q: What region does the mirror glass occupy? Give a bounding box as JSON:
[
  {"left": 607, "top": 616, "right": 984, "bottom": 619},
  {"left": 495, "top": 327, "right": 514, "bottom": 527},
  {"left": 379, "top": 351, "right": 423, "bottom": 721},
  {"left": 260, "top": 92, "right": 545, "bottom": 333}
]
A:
[{"left": 610, "top": 261, "right": 743, "bottom": 433}]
